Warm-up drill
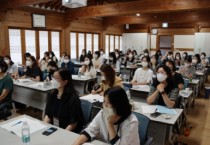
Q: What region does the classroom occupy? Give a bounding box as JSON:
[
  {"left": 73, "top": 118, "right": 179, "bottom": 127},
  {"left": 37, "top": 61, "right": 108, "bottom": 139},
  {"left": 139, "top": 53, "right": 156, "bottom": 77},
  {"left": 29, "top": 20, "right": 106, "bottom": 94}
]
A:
[{"left": 0, "top": 0, "right": 210, "bottom": 145}]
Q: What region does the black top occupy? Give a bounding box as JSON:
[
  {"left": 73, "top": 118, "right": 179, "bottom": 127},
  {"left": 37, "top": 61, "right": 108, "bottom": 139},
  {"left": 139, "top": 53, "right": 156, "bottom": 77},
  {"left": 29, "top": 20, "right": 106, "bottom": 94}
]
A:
[
  {"left": 26, "top": 66, "right": 43, "bottom": 81},
  {"left": 45, "top": 89, "right": 84, "bottom": 133},
  {"left": 61, "top": 61, "right": 75, "bottom": 75},
  {"left": 80, "top": 54, "right": 86, "bottom": 62},
  {"left": 172, "top": 72, "right": 184, "bottom": 89}
]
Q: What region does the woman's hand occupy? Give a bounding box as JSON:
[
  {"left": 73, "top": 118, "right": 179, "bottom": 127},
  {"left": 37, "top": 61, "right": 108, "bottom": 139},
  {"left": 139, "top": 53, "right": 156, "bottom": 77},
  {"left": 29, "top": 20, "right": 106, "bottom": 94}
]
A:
[
  {"left": 80, "top": 66, "right": 86, "bottom": 73},
  {"left": 91, "top": 90, "right": 96, "bottom": 94},
  {"left": 99, "top": 92, "right": 104, "bottom": 96},
  {"left": 157, "top": 83, "right": 165, "bottom": 92},
  {"left": 108, "top": 115, "right": 121, "bottom": 125}
]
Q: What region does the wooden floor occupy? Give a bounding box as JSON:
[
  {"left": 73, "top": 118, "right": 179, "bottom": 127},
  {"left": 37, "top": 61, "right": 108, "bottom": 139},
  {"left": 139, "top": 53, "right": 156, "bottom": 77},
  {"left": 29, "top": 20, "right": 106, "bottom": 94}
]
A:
[{"left": 1, "top": 79, "right": 210, "bottom": 145}]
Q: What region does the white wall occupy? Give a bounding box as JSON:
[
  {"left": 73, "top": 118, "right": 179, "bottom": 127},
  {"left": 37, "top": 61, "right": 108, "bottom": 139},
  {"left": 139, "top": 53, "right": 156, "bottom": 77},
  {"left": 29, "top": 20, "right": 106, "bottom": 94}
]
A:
[
  {"left": 174, "top": 35, "right": 195, "bottom": 49},
  {"left": 151, "top": 35, "right": 156, "bottom": 49},
  {"left": 195, "top": 33, "right": 210, "bottom": 56},
  {"left": 122, "top": 33, "right": 149, "bottom": 53}
]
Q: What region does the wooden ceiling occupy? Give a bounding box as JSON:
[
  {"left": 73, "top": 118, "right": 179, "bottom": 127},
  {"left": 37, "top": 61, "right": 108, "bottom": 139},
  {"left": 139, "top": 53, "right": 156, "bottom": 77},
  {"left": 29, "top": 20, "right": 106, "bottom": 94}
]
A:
[{"left": 1, "top": 0, "right": 210, "bottom": 29}]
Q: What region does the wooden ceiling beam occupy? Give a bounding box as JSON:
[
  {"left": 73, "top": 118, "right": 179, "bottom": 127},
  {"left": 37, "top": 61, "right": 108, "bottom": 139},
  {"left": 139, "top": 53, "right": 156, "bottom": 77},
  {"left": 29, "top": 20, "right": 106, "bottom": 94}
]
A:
[
  {"left": 0, "top": 0, "right": 53, "bottom": 9},
  {"left": 65, "top": 0, "right": 210, "bottom": 19},
  {"left": 103, "top": 11, "right": 210, "bottom": 25}
]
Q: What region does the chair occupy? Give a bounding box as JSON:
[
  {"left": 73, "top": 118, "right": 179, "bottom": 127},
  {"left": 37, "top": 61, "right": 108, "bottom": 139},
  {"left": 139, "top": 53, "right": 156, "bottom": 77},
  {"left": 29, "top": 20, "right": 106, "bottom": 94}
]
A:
[
  {"left": 80, "top": 99, "right": 93, "bottom": 126},
  {"left": 133, "top": 112, "right": 153, "bottom": 145}
]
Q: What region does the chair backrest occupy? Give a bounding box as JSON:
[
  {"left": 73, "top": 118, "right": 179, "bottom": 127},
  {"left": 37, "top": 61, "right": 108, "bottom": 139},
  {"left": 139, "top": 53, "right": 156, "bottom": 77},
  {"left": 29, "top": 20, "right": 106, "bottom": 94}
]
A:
[
  {"left": 80, "top": 99, "right": 93, "bottom": 125},
  {"left": 183, "top": 78, "right": 189, "bottom": 89},
  {"left": 133, "top": 112, "right": 150, "bottom": 145}
]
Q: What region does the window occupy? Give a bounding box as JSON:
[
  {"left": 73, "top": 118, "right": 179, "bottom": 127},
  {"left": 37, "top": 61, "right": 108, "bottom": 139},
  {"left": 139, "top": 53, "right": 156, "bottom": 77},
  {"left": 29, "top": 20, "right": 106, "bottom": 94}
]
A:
[
  {"left": 86, "top": 33, "right": 92, "bottom": 52},
  {"left": 105, "top": 35, "right": 109, "bottom": 55},
  {"left": 9, "top": 29, "right": 22, "bottom": 64},
  {"left": 39, "top": 31, "right": 48, "bottom": 59},
  {"left": 115, "top": 36, "right": 119, "bottom": 50},
  {"left": 25, "top": 30, "right": 36, "bottom": 57},
  {"left": 110, "top": 35, "right": 114, "bottom": 52},
  {"left": 120, "top": 36, "right": 122, "bottom": 50},
  {"left": 70, "top": 32, "right": 76, "bottom": 59},
  {"left": 93, "top": 34, "right": 99, "bottom": 52},
  {"left": 78, "top": 33, "right": 85, "bottom": 57},
  {"left": 51, "top": 31, "right": 60, "bottom": 59}
]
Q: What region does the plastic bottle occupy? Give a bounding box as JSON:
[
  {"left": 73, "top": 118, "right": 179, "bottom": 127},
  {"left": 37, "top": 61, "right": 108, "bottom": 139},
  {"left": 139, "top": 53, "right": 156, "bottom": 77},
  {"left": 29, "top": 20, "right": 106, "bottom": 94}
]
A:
[
  {"left": 22, "top": 121, "right": 30, "bottom": 145},
  {"left": 123, "top": 74, "right": 127, "bottom": 82}
]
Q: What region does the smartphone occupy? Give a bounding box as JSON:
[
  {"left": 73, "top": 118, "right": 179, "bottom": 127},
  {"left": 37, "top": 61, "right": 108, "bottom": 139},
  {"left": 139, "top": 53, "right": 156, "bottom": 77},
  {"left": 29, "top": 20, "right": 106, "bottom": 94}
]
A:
[
  {"left": 42, "top": 127, "right": 57, "bottom": 136},
  {"left": 150, "top": 112, "right": 161, "bottom": 118}
]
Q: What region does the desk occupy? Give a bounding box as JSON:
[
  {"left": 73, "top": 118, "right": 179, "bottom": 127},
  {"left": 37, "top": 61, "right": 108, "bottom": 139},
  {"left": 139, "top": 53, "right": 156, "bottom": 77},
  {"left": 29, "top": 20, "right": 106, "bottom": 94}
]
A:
[
  {"left": 121, "top": 65, "right": 138, "bottom": 80},
  {"left": 72, "top": 75, "right": 97, "bottom": 95},
  {"left": 188, "top": 79, "right": 199, "bottom": 105},
  {"left": 13, "top": 80, "right": 56, "bottom": 111},
  {"left": 133, "top": 102, "right": 183, "bottom": 145},
  {"left": 0, "top": 115, "right": 108, "bottom": 145},
  {"left": 130, "top": 85, "right": 150, "bottom": 103}
]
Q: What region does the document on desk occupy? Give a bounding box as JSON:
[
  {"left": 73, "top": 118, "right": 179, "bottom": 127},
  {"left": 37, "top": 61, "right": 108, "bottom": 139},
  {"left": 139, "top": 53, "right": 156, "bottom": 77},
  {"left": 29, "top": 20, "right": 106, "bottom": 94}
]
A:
[
  {"left": 156, "top": 105, "right": 177, "bottom": 115},
  {"left": 132, "top": 85, "right": 150, "bottom": 92},
  {"left": 28, "top": 82, "right": 44, "bottom": 87},
  {"left": 0, "top": 117, "right": 47, "bottom": 137},
  {"left": 141, "top": 105, "right": 157, "bottom": 114},
  {"left": 17, "top": 78, "right": 32, "bottom": 83},
  {"left": 80, "top": 94, "right": 103, "bottom": 103}
]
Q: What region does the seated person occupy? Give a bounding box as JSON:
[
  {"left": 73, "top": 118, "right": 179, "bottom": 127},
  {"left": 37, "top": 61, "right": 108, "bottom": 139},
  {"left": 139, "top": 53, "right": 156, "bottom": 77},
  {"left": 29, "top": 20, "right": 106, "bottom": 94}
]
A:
[
  {"left": 92, "top": 51, "right": 102, "bottom": 69},
  {"left": 147, "top": 65, "right": 179, "bottom": 108},
  {"left": 79, "top": 56, "right": 96, "bottom": 78},
  {"left": 91, "top": 64, "right": 123, "bottom": 96},
  {"left": 49, "top": 51, "right": 58, "bottom": 64},
  {"left": 4, "top": 55, "right": 18, "bottom": 78},
  {"left": 80, "top": 49, "right": 87, "bottom": 62},
  {"left": 166, "top": 60, "right": 184, "bottom": 90},
  {"left": 179, "top": 57, "right": 196, "bottom": 79},
  {"left": 44, "top": 69, "right": 84, "bottom": 133},
  {"left": 174, "top": 52, "right": 181, "bottom": 66},
  {"left": 124, "top": 52, "right": 136, "bottom": 67},
  {"left": 200, "top": 52, "right": 209, "bottom": 67},
  {"left": 61, "top": 55, "right": 74, "bottom": 75},
  {"left": 21, "top": 56, "right": 42, "bottom": 81},
  {"left": 0, "top": 60, "right": 13, "bottom": 118},
  {"left": 161, "top": 51, "right": 174, "bottom": 63},
  {"left": 128, "top": 56, "right": 153, "bottom": 87},
  {"left": 47, "top": 61, "right": 58, "bottom": 81},
  {"left": 150, "top": 55, "right": 159, "bottom": 73},
  {"left": 72, "top": 87, "right": 140, "bottom": 145},
  {"left": 108, "top": 52, "right": 120, "bottom": 72}
]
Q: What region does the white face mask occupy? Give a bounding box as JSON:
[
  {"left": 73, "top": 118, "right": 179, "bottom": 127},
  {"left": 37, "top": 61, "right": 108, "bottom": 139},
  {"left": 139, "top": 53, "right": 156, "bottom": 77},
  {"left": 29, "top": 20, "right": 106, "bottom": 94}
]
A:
[
  {"left": 101, "top": 76, "right": 106, "bottom": 80},
  {"left": 100, "top": 51, "right": 103, "bottom": 55},
  {"left": 167, "top": 55, "right": 172, "bottom": 59},
  {"left": 141, "top": 62, "right": 148, "bottom": 67},
  {"left": 176, "top": 56, "right": 180, "bottom": 60},
  {"left": 201, "top": 55, "right": 205, "bottom": 59},
  {"left": 182, "top": 54, "right": 186, "bottom": 57},
  {"left": 129, "top": 54, "right": 133, "bottom": 58},
  {"left": 82, "top": 52, "right": 85, "bottom": 55},
  {"left": 157, "top": 73, "right": 167, "bottom": 82},
  {"left": 4, "top": 59, "right": 10, "bottom": 64},
  {"left": 26, "top": 60, "right": 32, "bottom": 66},
  {"left": 185, "top": 63, "right": 190, "bottom": 67},
  {"left": 49, "top": 55, "right": 52, "bottom": 58},
  {"left": 115, "top": 53, "right": 119, "bottom": 58},
  {"left": 64, "top": 59, "right": 69, "bottom": 64},
  {"left": 109, "top": 57, "right": 113, "bottom": 61},
  {"left": 51, "top": 78, "right": 60, "bottom": 88},
  {"left": 144, "top": 53, "right": 148, "bottom": 56},
  {"left": 93, "top": 54, "right": 98, "bottom": 59},
  {"left": 84, "top": 60, "right": 90, "bottom": 65},
  {"left": 103, "top": 106, "right": 115, "bottom": 119},
  {"left": 41, "top": 60, "right": 45, "bottom": 65},
  {"left": 192, "top": 59, "right": 197, "bottom": 64}
]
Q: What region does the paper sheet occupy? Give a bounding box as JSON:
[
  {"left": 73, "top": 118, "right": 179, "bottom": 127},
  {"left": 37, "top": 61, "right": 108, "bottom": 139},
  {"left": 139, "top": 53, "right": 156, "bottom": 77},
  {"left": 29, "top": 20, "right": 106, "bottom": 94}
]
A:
[
  {"left": 132, "top": 85, "right": 150, "bottom": 92},
  {"left": 28, "top": 82, "right": 44, "bottom": 87},
  {"left": 141, "top": 105, "right": 157, "bottom": 114},
  {"left": 0, "top": 117, "right": 47, "bottom": 137},
  {"left": 156, "top": 105, "right": 177, "bottom": 115},
  {"left": 80, "top": 94, "right": 103, "bottom": 103},
  {"left": 17, "top": 78, "right": 32, "bottom": 83}
]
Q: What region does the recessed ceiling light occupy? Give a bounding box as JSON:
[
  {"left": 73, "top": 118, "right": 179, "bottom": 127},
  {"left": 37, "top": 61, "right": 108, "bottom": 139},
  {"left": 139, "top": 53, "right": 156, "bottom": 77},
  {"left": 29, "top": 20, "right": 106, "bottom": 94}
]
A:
[
  {"left": 162, "top": 22, "right": 168, "bottom": 28},
  {"left": 136, "top": 13, "right": 140, "bottom": 16}
]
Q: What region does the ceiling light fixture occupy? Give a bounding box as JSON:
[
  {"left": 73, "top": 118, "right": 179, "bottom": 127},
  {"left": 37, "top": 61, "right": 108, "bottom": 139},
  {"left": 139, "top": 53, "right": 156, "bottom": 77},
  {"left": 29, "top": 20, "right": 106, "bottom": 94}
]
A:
[
  {"left": 162, "top": 22, "right": 168, "bottom": 28},
  {"left": 136, "top": 13, "right": 140, "bottom": 16}
]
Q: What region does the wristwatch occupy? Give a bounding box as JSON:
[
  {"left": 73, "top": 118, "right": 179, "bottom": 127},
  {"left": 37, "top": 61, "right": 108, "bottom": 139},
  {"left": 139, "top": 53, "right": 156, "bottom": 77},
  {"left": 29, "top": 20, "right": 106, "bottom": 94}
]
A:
[{"left": 160, "top": 90, "right": 166, "bottom": 95}]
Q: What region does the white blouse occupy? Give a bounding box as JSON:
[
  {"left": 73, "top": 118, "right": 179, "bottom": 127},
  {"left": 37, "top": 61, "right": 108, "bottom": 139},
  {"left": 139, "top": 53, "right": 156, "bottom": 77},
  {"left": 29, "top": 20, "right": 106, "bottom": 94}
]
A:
[
  {"left": 83, "top": 66, "right": 97, "bottom": 78},
  {"left": 132, "top": 68, "right": 153, "bottom": 83},
  {"left": 84, "top": 110, "right": 140, "bottom": 145}
]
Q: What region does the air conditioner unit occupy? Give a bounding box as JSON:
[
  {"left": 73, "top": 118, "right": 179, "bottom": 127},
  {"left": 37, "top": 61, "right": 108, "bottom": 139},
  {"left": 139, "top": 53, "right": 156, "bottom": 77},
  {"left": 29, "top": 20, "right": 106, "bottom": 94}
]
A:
[{"left": 62, "top": 0, "right": 87, "bottom": 8}]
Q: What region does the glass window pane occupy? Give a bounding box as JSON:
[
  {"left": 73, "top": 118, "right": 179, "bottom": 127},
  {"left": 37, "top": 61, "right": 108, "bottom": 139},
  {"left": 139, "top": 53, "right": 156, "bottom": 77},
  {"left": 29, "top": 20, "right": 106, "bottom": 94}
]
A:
[
  {"left": 86, "top": 33, "right": 92, "bottom": 52},
  {"left": 94, "top": 34, "right": 99, "bottom": 52},
  {"left": 105, "top": 35, "right": 109, "bottom": 55},
  {"left": 78, "top": 33, "right": 85, "bottom": 57},
  {"left": 39, "top": 31, "right": 48, "bottom": 59},
  {"left": 51, "top": 31, "right": 60, "bottom": 59},
  {"left": 9, "top": 29, "right": 22, "bottom": 64},
  {"left": 25, "top": 30, "right": 36, "bottom": 57},
  {"left": 110, "top": 35, "right": 114, "bottom": 52},
  {"left": 115, "top": 36, "right": 119, "bottom": 50},
  {"left": 70, "top": 32, "right": 76, "bottom": 59},
  {"left": 120, "top": 36, "right": 122, "bottom": 50}
]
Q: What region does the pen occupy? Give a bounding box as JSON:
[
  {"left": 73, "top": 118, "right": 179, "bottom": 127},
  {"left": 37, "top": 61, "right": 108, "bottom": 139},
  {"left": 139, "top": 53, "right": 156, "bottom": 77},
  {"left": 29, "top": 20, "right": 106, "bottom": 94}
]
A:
[{"left": 11, "top": 121, "right": 22, "bottom": 127}]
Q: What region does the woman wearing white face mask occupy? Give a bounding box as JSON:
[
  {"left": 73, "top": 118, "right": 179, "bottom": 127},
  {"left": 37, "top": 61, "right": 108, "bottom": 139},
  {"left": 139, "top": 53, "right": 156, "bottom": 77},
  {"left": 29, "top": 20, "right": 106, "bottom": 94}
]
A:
[
  {"left": 109, "top": 52, "right": 120, "bottom": 72},
  {"left": 44, "top": 69, "right": 84, "bottom": 133},
  {"left": 61, "top": 55, "right": 75, "bottom": 75},
  {"left": 130, "top": 56, "right": 153, "bottom": 86},
  {"left": 91, "top": 64, "right": 123, "bottom": 96},
  {"left": 73, "top": 87, "right": 140, "bottom": 145},
  {"left": 4, "top": 55, "right": 18, "bottom": 78},
  {"left": 180, "top": 52, "right": 188, "bottom": 65},
  {"left": 147, "top": 65, "right": 179, "bottom": 108},
  {"left": 79, "top": 56, "right": 96, "bottom": 78},
  {"left": 125, "top": 52, "right": 135, "bottom": 67},
  {"left": 20, "top": 56, "right": 42, "bottom": 81},
  {"left": 179, "top": 57, "right": 196, "bottom": 79},
  {"left": 150, "top": 55, "right": 158, "bottom": 73},
  {"left": 92, "top": 51, "right": 102, "bottom": 69},
  {"left": 161, "top": 51, "right": 174, "bottom": 63}
]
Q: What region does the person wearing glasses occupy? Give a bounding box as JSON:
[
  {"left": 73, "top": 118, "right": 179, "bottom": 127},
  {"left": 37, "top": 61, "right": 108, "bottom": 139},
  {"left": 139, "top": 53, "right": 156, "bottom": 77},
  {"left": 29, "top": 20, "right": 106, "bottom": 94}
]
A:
[{"left": 147, "top": 65, "right": 179, "bottom": 108}]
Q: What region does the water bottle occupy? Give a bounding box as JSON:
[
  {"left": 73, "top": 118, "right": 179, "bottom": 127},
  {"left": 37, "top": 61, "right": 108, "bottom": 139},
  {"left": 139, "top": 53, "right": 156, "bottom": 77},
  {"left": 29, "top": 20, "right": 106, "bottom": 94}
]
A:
[
  {"left": 123, "top": 74, "right": 127, "bottom": 82},
  {"left": 22, "top": 121, "right": 30, "bottom": 145},
  {"left": 78, "top": 71, "right": 81, "bottom": 78}
]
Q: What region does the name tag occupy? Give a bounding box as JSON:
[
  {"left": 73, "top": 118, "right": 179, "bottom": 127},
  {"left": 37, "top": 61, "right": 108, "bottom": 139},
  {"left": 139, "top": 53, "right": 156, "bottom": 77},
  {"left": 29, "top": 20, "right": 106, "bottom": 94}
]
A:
[{"left": 53, "top": 117, "right": 59, "bottom": 127}]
